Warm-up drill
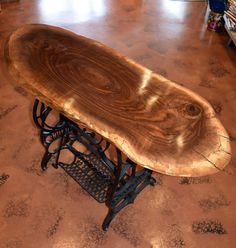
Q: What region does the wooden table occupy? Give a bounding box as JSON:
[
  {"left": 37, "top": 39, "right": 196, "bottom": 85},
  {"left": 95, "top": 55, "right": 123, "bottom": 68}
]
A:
[{"left": 5, "top": 24, "right": 231, "bottom": 230}]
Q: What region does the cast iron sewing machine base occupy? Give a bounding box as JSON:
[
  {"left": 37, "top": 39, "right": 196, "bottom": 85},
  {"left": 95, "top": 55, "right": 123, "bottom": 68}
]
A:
[{"left": 33, "top": 99, "right": 156, "bottom": 231}]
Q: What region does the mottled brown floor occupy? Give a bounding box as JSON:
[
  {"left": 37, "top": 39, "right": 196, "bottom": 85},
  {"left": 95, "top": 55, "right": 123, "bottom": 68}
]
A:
[{"left": 0, "top": 0, "right": 236, "bottom": 248}]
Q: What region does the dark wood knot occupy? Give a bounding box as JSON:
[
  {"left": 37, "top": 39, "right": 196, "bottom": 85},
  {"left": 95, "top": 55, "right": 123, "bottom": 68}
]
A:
[{"left": 185, "top": 103, "right": 202, "bottom": 117}]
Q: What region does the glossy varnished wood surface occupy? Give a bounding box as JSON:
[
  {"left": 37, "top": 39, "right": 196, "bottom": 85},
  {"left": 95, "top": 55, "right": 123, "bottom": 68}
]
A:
[{"left": 5, "top": 24, "right": 231, "bottom": 176}]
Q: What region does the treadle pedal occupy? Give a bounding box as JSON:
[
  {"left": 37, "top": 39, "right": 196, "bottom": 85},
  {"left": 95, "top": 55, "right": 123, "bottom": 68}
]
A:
[{"left": 59, "top": 154, "right": 113, "bottom": 203}]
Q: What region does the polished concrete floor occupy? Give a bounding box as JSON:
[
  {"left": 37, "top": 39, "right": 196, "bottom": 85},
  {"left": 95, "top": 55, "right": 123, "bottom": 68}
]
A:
[{"left": 0, "top": 0, "right": 236, "bottom": 247}]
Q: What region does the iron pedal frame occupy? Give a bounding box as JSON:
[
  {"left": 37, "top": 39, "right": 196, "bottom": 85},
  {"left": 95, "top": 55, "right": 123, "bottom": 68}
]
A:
[{"left": 32, "top": 99, "right": 156, "bottom": 230}]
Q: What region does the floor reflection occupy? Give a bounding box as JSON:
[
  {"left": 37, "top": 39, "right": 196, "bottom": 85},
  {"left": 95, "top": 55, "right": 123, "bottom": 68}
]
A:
[
  {"left": 38, "top": 0, "right": 106, "bottom": 23},
  {"left": 162, "top": 0, "right": 187, "bottom": 22}
]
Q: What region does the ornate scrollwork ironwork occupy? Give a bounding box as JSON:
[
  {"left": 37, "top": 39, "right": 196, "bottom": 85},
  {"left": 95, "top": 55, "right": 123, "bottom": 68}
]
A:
[{"left": 33, "top": 99, "right": 156, "bottom": 230}]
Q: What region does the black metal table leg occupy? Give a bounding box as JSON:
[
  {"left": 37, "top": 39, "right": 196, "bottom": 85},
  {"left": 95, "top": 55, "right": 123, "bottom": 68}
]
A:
[{"left": 32, "top": 99, "right": 156, "bottom": 230}]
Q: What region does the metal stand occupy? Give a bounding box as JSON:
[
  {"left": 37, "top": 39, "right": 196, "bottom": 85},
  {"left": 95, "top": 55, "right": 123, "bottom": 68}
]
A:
[{"left": 33, "top": 99, "right": 156, "bottom": 230}]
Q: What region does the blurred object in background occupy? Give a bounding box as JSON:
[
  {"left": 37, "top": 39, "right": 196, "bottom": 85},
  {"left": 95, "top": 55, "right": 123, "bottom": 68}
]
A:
[
  {"left": 207, "top": 0, "right": 228, "bottom": 31},
  {"left": 224, "top": 0, "right": 236, "bottom": 46},
  {"left": 224, "top": 0, "right": 236, "bottom": 31}
]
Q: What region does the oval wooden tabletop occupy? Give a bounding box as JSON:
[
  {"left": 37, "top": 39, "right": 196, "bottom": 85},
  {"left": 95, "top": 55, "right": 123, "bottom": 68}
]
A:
[{"left": 5, "top": 24, "right": 231, "bottom": 177}]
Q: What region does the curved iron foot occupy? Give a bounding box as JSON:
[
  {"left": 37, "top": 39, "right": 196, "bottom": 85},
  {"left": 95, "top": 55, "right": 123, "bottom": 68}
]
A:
[{"left": 41, "top": 151, "right": 52, "bottom": 171}]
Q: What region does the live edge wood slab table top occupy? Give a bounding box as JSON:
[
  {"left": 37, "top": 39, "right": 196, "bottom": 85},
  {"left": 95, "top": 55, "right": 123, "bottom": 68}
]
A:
[{"left": 5, "top": 24, "right": 231, "bottom": 177}]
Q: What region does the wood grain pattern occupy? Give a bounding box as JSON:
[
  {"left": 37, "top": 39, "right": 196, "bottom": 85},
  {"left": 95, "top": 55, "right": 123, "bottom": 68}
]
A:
[{"left": 4, "top": 24, "right": 231, "bottom": 176}]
